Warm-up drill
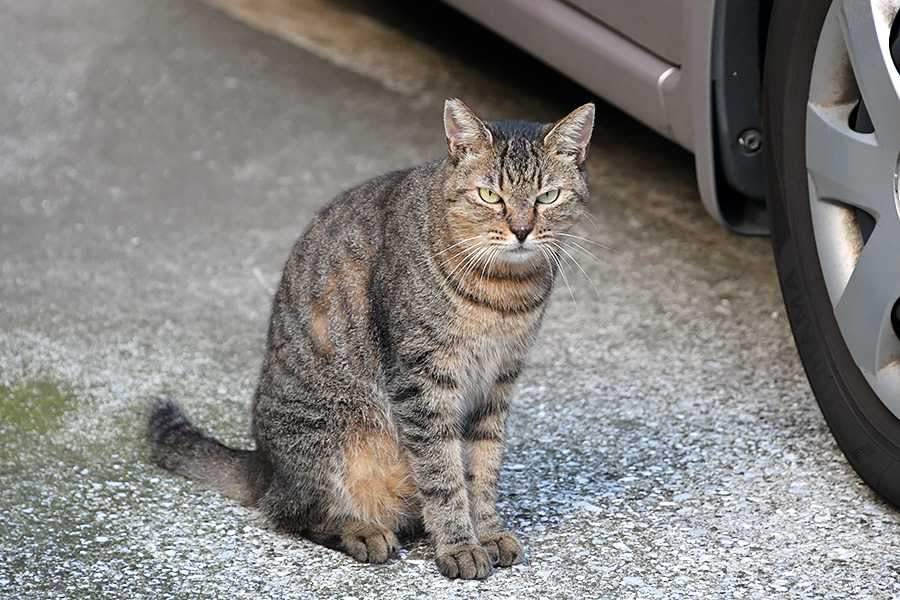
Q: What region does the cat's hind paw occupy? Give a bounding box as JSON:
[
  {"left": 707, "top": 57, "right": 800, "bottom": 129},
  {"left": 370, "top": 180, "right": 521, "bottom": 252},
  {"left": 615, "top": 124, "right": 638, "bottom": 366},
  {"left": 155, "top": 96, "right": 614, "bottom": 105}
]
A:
[
  {"left": 436, "top": 544, "right": 493, "bottom": 579},
  {"left": 480, "top": 531, "right": 524, "bottom": 567},
  {"left": 338, "top": 522, "right": 399, "bottom": 564}
]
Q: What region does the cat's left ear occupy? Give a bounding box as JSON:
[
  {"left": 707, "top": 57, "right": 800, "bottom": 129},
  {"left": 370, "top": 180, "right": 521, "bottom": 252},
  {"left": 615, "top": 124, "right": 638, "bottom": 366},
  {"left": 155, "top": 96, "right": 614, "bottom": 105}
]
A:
[
  {"left": 543, "top": 103, "right": 595, "bottom": 165},
  {"left": 444, "top": 98, "right": 493, "bottom": 160}
]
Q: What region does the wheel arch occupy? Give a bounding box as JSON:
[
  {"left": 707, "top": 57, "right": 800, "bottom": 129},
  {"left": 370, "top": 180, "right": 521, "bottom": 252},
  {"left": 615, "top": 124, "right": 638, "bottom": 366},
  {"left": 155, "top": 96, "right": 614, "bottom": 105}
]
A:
[{"left": 694, "top": 0, "right": 775, "bottom": 234}]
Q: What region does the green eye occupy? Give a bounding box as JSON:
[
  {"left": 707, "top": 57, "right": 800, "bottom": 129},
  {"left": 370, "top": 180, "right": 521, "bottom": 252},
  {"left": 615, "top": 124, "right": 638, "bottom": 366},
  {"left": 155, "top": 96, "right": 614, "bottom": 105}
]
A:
[
  {"left": 537, "top": 189, "right": 560, "bottom": 204},
  {"left": 478, "top": 187, "right": 502, "bottom": 203}
]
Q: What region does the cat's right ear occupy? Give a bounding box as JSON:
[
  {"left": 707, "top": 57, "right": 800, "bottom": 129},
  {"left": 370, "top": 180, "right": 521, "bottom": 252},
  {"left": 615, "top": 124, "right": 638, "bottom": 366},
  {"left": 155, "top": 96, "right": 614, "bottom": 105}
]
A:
[{"left": 444, "top": 99, "right": 493, "bottom": 161}]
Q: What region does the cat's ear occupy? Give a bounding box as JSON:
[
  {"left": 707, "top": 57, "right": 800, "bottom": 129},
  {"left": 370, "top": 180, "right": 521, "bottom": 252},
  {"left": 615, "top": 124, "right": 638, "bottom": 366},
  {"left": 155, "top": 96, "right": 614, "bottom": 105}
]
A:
[
  {"left": 543, "top": 103, "right": 595, "bottom": 164},
  {"left": 444, "top": 99, "right": 493, "bottom": 160}
]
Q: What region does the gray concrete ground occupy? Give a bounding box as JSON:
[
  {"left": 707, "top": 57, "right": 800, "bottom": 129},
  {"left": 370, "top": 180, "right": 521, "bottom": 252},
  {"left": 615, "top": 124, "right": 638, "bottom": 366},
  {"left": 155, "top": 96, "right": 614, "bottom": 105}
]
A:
[{"left": 2, "top": 0, "right": 900, "bottom": 598}]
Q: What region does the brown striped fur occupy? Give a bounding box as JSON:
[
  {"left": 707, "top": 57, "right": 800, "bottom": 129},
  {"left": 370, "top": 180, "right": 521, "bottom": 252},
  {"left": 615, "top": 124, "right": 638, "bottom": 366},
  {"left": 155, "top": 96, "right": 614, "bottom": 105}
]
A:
[{"left": 145, "top": 99, "right": 594, "bottom": 579}]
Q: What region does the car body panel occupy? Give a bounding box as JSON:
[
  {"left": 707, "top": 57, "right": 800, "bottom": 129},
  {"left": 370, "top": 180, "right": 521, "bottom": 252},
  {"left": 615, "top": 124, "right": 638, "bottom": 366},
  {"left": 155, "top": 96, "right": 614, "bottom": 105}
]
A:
[
  {"left": 443, "top": 0, "right": 694, "bottom": 148},
  {"left": 563, "top": 0, "right": 686, "bottom": 66}
]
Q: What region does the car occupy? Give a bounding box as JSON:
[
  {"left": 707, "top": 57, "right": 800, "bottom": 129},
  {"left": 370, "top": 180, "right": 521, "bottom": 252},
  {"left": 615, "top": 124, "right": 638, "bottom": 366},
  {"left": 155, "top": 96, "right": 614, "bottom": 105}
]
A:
[{"left": 441, "top": 0, "right": 900, "bottom": 505}]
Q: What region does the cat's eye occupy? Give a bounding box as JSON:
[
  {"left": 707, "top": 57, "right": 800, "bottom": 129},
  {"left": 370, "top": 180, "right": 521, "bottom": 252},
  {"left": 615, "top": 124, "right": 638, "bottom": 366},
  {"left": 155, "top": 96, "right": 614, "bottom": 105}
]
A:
[
  {"left": 536, "top": 189, "right": 561, "bottom": 204},
  {"left": 478, "top": 188, "right": 502, "bottom": 204}
]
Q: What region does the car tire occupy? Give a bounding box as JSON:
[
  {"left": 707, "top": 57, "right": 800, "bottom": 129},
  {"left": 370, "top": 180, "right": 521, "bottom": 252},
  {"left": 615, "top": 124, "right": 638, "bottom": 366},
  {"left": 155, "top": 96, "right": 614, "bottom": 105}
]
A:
[{"left": 764, "top": 0, "right": 900, "bottom": 503}]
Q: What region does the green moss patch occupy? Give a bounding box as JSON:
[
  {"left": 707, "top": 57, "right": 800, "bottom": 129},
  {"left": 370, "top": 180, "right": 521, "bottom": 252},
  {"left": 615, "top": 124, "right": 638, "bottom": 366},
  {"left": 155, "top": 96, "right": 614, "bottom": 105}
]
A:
[{"left": 0, "top": 379, "right": 72, "bottom": 434}]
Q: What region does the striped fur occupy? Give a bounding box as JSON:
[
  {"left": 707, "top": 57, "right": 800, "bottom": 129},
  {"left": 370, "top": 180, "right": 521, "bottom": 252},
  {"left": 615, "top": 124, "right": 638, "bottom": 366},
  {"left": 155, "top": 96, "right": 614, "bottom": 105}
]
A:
[{"left": 146, "top": 99, "right": 594, "bottom": 580}]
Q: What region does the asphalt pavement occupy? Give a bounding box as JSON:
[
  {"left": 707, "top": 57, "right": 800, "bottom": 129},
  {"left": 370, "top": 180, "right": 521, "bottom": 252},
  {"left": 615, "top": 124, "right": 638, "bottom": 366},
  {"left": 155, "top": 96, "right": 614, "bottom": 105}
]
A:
[{"left": 3, "top": 0, "right": 900, "bottom": 598}]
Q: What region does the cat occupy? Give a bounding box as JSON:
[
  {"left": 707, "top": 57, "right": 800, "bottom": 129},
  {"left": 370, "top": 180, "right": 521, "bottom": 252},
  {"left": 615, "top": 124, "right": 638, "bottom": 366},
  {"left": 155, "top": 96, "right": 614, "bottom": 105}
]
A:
[{"left": 146, "top": 98, "right": 594, "bottom": 580}]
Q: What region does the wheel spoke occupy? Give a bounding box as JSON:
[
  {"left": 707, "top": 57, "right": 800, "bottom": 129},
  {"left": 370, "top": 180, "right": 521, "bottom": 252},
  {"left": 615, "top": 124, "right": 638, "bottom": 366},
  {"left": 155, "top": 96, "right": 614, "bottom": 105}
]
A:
[
  {"left": 806, "top": 103, "right": 895, "bottom": 217},
  {"left": 839, "top": 0, "right": 900, "bottom": 144},
  {"left": 833, "top": 222, "right": 900, "bottom": 374}
]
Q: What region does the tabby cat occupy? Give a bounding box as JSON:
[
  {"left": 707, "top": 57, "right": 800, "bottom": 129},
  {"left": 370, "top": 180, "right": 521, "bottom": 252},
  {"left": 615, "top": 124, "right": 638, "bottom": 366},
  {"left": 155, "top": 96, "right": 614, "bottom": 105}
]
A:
[{"left": 146, "top": 99, "right": 594, "bottom": 579}]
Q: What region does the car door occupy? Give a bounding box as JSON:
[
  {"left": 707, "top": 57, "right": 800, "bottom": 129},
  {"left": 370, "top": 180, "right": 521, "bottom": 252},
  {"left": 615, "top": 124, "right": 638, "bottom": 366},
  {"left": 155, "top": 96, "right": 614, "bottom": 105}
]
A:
[{"left": 563, "top": 0, "right": 686, "bottom": 67}]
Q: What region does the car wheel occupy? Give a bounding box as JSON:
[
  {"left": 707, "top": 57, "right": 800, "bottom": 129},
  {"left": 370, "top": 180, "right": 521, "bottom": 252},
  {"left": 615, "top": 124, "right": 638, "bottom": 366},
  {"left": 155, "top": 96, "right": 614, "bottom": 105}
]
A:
[{"left": 764, "top": 0, "right": 900, "bottom": 503}]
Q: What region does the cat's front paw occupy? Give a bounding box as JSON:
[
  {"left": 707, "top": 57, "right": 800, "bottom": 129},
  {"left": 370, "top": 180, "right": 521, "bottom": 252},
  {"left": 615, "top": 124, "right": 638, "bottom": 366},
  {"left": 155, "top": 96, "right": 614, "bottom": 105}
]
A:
[
  {"left": 480, "top": 531, "right": 524, "bottom": 567},
  {"left": 436, "top": 544, "right": 493, "bottom": 579}
]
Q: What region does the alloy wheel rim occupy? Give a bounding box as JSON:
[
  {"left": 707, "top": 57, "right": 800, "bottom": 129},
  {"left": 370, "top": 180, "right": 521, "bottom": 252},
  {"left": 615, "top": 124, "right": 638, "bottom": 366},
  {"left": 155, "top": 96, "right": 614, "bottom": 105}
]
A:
[{"left": 806, "top": 0, "right": 900, "bottom": 415}]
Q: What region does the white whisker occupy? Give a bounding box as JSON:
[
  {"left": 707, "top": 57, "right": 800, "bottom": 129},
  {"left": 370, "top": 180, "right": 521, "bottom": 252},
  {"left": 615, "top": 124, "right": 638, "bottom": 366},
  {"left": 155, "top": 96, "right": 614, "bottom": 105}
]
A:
[
  {"left": 444, "top": 244, "right": 483, "bottom": 283},
  {"left": 439, "top": 242, "right": 481, "bottom": 271},
  {"left": 458, "top": 246, "right": 492, "bottom": 291},
  {"left": 453, "top": 245, "right": 491, "bottom": 287},
  {"left": 549, "top": 245, "right": 577, "bottom": 308},
  {"left": 579, "top": 210, "right": 602, "bottom": 233},
  {"left": 554, "top": 243, "right": 602, "bottom": 300},
  {"left": 479, "top": 246, "right": 501, "bottom": 285},
  {"left": 433, "top": 235, "right": 483, "bottom": 257},
  {"left": 556, "top": 232, "right": 614, "bottom": 252},
  {"left": 556, "top": 239, "right": 610, "bottom": 267}
]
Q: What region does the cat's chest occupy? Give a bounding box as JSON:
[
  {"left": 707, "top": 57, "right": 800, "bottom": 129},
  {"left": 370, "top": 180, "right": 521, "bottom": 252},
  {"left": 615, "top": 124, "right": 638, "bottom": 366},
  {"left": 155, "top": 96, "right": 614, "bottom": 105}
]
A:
[
  {"left": 452, "top": 299, "right": 540, "bottom": 344},
  {"left": 447, "top": 304, "right": 541, "bottom": 397}
]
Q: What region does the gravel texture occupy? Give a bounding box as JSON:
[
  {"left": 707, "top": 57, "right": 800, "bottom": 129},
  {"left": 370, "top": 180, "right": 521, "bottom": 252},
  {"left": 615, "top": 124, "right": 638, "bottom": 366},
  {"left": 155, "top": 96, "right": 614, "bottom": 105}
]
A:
[{"left": 2, "top": 0, "right": 900, "bottom": 598}]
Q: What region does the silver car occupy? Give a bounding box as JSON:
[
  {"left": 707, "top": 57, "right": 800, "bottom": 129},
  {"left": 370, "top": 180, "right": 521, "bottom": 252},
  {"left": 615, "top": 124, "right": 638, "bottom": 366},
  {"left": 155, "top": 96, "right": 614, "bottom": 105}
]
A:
[{"left": 443, "top": 0, "right": 900, "bottom": 504}]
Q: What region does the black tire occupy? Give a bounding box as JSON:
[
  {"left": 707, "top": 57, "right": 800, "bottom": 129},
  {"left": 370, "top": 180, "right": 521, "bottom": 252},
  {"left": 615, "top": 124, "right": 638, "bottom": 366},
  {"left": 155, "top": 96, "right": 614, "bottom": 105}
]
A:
[{"left": 764, "top": 0, "right": 900, "bottom": 503}]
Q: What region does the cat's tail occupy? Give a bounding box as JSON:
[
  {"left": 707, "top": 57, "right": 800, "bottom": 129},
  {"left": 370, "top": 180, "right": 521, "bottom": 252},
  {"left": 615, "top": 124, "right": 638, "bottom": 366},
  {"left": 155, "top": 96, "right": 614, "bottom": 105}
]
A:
[{"left": 145, "top": 398, "right": 266, "bottom": 506}]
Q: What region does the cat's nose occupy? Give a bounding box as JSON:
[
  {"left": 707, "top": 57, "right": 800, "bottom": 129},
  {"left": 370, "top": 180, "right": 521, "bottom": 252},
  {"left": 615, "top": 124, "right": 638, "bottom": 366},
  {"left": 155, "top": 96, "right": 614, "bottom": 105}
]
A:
[{"left": 509, "top": 222, "right": 533, "bottom": 242}]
